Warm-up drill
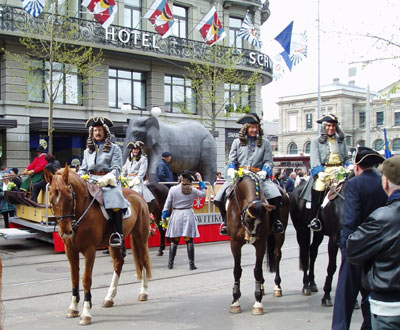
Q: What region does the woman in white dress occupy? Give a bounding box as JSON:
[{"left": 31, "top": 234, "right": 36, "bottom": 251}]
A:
[
  {"left": 122, "top": 141, "right": 154, "bottom": 203},
  {"left": 162, "top": 170, "right": 207, "bottom": 270}
]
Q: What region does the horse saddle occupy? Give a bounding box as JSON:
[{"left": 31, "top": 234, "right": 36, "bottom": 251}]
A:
[
  {"left": 327, "top": 181, "right": 344, "bottom": 201},
  {"left": 87, "top": 182, "right": 104, "bottom": 205}
]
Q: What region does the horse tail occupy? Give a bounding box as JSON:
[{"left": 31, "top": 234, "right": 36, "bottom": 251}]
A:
[
  {"left": 266, "top": 233, "right": 276, "bottom": 273},
  {"left": 131, "top": 201, "right": 152, "bottom": 280}
]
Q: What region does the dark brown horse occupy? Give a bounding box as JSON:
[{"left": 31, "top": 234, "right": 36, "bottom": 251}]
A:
[
  {"left": 147, "top": 183, "right": 169, "bottom": 256},
  {"left": 45, "top": 165, "right": 152, "bottom": 325},
  {"left": 290, "top": 174, "right": 352, "bottom": 306},
  {"left": 227, "top": 173, "right": 290, "bottom": 315}
]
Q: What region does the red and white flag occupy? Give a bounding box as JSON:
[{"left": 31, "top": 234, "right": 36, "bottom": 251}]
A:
[
  {"left": 144, "top": 0, "right": 175, "bottom": 39},
  {"left": 82, "top": 0, "right": 118, "bottom": 29},
  {"left": 196, "top": 6, "right": 226, "bottom": 46}
]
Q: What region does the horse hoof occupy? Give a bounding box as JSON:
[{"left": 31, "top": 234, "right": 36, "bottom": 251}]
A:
[
  {"left": 274, "top": 289, "right": 282, "bottom": 297},
  {"left": 302, "top": 288, "right": 311, "bottom": 296},
  {"left": 102, "top": 299, "right": 114, "bottom": 308},
  {"left": 310, "top": 285, "right": 318, "bottom": 293},
  {"left": 321, "top": 299, "right": 333, "bottom": 307},
  {"left": 229, "top": 305, "right": 242, "bottom": 314},
  {"left": 157, "top": 251, "right": 163, "bottom": 256},
  {"left": 252, "top": 307, "right": 264, "bottom": 315},
  {"left": 138, "top": 293, "right": 148, "bottom": 301},
  {"left": 79, "top": 316, "right": 92, "bottom": 325},
  {"left": 66, "top": 310, "right": 79, "bottom": 318}
]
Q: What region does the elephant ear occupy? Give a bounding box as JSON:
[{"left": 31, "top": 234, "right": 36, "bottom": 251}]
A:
[{"left": 145, "top": 117, "right": 160, "bottom": 148}]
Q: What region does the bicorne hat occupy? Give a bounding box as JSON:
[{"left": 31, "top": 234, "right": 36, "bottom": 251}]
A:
[
  {"left": 127, "top": 141, "right": 144, "bottom": 149},
  {"left": 181, "top": 169, "right": 196, "bottom": 181},
  {"left": 85, "top": 116, "right": 114, "bottom": 128},
  {"left": 316, "top": 114, "right": 338, "bottom": 124},
  {"left": 378, "top": 156, "right": 400, "bottom": 185},
  {"left": 354, "top": 147, "right": 385, "bottom": 167},
  {"left": 236, "top": 113, "right": 261, "bottom": 125}
]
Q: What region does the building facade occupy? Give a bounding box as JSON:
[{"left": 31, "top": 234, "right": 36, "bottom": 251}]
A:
[
  {"left": 0, "top": 0, "right": 272, "bottom": 172},
  {"left": 277, "top": 78, "right": 400, "bottom": 157}
]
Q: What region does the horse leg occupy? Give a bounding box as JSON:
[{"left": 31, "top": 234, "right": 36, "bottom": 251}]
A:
[
  {"left": 80, "top": 248, "right": 96, "bottom": 326},
  {"left": 295, "top": 226, "right": 312, "bottom": 296},
  {"left": 308, "top": 232, "right": 324, "bottom": 293},
  {"left": 273, "top": 234, "right": 284, "bottom": 297},
  {"left": 157, "top": 225, "right": 166, "bottom": 256},
  {"left": 321, "top": 237, "right": 339, "bottom": 307},
  {"left": 65, "top": 247, "right": 80, "bottom": 318},
  {"left": 230, "top": 241, "right": 243, "bottom": 314},
  {"left": 103, "top": 248, "right": 125, "bottom": 308},
  {"left": 252, "top": 241, "right": 266, "bottom": 315}
]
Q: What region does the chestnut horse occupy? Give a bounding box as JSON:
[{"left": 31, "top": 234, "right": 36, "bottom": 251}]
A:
[
  {"left": 45, "top": 165, "right": 152, "bottom": 325},
  {"left": 228, "top": 173, "right": 290, "bottom": 315}
]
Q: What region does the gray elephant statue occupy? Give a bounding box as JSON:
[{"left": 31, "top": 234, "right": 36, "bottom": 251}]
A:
[{"left": 123, "top": 116, "right": 217, "bottom": 185}]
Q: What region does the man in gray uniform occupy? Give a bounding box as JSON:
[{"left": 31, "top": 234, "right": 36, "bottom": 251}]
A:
[
  {"left": 78, "top": 116, "right": 129, "bottom": 248},
  {"left": 214, "top": 113, "right": 283, "bottom": 235}
]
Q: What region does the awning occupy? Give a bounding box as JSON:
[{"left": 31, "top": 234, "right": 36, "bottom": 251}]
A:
[{"left": 0, "top": 119, "right": 17, "bottom": 130}]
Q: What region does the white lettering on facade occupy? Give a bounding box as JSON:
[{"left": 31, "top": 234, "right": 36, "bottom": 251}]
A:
[
  {"left": 142, "top": 33, "right": 150, "bottom": 47},
  {"left": 118, "top": 29, "right": 130, "bottom": 43},
  {"left": 105, "top": 27, "right": 116, "bottom": 41}
]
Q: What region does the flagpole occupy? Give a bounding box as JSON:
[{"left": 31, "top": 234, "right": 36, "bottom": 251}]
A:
[{"left": 317, "top": 0, "right": 321, "bottom": 132}]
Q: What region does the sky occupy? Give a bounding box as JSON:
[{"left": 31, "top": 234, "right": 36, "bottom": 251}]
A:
[{"left": 260, "top": 0, "right": 400, "bottom": 120}]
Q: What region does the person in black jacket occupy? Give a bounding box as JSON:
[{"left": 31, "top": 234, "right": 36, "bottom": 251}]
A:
[
  {"left": 332, "top": 147, "right": 387, "bottom": 330},
  {"left": 156, "top": 152, "right": 175, "bottom": 189},
  {"left": 347, "top": 156, "right": 400, "bottom": 330}
]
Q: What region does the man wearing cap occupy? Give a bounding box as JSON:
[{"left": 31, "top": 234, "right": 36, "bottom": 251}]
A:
[
  {"left": 20, "top": 145, "right": 48, "bottom": 192},
  {"left": 347, "top": 156, "right": 400, "bottom": 330},
  {"left": 156, "top": 152, "right": 175, "bottom": 189},
  {"left": 332, "top": 147, "right": 387, "bottom": 330},
  {"left": 78, "top": 116, "right": 129, "bottom": 249},
  {"left": 304, "top": 114, "right": 350, "bottom": 231},
  {"left": 214, "top": 113, "right": 284, "bottom": 235}
]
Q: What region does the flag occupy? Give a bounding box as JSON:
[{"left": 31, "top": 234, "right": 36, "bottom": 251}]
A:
[
  {"left": 237, "top": 12, "right": 262, "bottom": 48},
  {"left": 196, "top": 6, "right": 226, "bottom": 46},
  {"left": 82, "top": 0, "right": 118, "bottom": 29},
  {"left": 275, "top": 21, "right": 293, "bottom": 54},
  {"left": 272, "top": 53, "right": 287, "bottom": 81},
  {"left": 144, "top": 0, "right": 175, "bottom": 39},
  {"left": 384, "top": 128, "right": 392, "bottom": 158},
  {"left": 21, "top": 0, "right": 46, "bottom": 17}
]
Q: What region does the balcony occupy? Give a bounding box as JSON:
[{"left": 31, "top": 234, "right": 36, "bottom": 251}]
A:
[{"left": 0, "top": 5, "right": 273, "bottom": 85}]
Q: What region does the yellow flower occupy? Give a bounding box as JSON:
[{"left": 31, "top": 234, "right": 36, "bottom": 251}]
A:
[
  {"left": 237, "top": 168, "right": 245, "bottom": 178},
  {"left": 81, "top": 174, "right": 90, "bottom": 181}
]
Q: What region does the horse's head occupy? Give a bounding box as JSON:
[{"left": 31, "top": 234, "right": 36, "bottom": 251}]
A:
[{"left": 45, "top": 164, "right": 75, "bottom": 240}]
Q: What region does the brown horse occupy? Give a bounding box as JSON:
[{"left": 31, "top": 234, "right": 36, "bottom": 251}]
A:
[
  {"left": 227, "top": 173, "right": 290, "bottom": 315},
  {"left": 45, "top": 165, "right": 152, "bottom": 325}
]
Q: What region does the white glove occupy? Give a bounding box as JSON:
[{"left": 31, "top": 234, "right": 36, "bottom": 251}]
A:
[
  {"left": 257, "top": 170, "right": 267, "bottom": 180},
  {"left": 317, "top": 171, "right": 328, "bottom": 181},
  {"left": 227, "top": 168, "right": 237, "bottom": 180},
  {"left": 97, "top": 172, "right": 117, "bottom": 187},
  {"left": 128, "top": 177, "right": 140, "bottom": 187}
]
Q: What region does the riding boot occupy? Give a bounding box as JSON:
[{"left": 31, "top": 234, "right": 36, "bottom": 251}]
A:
[
  {"left": 109, "top": 209, "right": 124, "bottom": 248},
  {"left": 309, "top": 189, "right": 325, "bottom": 231},
  {"left": 214, "top": 200, "right": 228, "bottom": 235},
  {"left": 268, "top": 197, "right": 284, "bottom": 234},
  {"left": 168, "top": 240, "right": 178, "bottom": 269},
  {"left": 186, "top": 238, "right": 197, "bottom": 270}
]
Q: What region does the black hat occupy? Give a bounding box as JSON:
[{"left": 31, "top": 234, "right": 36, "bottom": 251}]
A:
[
  {"left": 354, "top": 147, "right": 385, "bottom": 167},
  {"left": 127, "top": 141, "right": 144, "bottom": 149},
  {"left": 162, "top": 152, "right": 172, "bottom": 157},
  {"left": 85, "top": 116, "right": 114, "bottom": 128},
  {"left": 11, "top": 167, "right": 19, "bottom": 175},
  {"left": 35, "top": 146, "right": 46, "bottom": 153},
  {"left": 236, "top": 113, "right": 261, "bottom": 125},
  {"left": 316, "top": 114, "right": 338, "bottom": 124},
  {"left": 378, "top": 156, "right": 400, "bottom": 185},
  {"left": 181, "top": 169, "right": 196, "bottom": 181}
]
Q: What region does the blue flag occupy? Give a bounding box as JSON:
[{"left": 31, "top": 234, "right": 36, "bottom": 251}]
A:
[
  {"left": 384, "top": 128, "right": 392, "bottom": 159},
  {"left": 275, "top": 21, "right": 293, "bottom": 54}
]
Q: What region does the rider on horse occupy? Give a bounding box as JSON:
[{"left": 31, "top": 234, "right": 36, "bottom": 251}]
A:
[
  {"left": 214, "top": 113, "right": 284, "bottom": 235},
  {"left": 122, "top": 141, "right": 155, "bottom": 203},
  {"left": 78, "top": 116, "right": 129, "bottom": 249},
  {"left": 304, "top": 114, "right": 350, "bottom": 231}
]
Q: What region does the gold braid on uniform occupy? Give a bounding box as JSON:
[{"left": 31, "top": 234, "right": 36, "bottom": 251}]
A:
[
  {"left": 318, "top": 122, "right": 345, "bottom": 144},
  {"left": 181, "top": 177, "right": 193, "bottom": 195},
  {"left": 239, "top": 124, "right": 264, "bottom": 147},
  {"left": 86, "top": 124, "right": 113, "bottom": 154}
]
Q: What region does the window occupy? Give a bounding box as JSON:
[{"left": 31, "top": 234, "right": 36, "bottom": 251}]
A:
[
  {"left": 306, "top": 113, "right": 312, "bottom": 129},
  {"left": 124, "top": 0, "right": 141, "bottom": 29},
  {"left": 359, "top": 111, "right": 365, "bottom": 128},
  {"left": 374, "top": 139, "right": 384, "bottom": 151},
  {"left": 29, "top": 60, "right": 81, "bottom": 105},
  {"left": 376, "top": 111, "right": 384, "bottom": 126},
  {"left": 304, "top": 141, "right": 311, "bottom": 154},
  {"left": 395, "top": 112, "right": 400, "bottom": 126},
  {"left": 229, "top": 17, "right": 243, "bottom": 48},
  {"left": 109, "top": 69, "right": 146, "bottom": 109},
  {"left": 172, "top": 5, "right": 187, "bottom": 38},
  {"left": 164, "top": 75, "right": 196, "bottom": 114},
  {"left": 224, "top": 83, "right": 249, "bottom": 112},
  {"left": 392, "top": 138, "right": 400, "bottom": 152},
  {"left": 356, "top": 140, "right": 365, "bottom": 147},
  {"left": 288, "top": 142, "right": 298, "bottom": 154},
  {"left": 289, "top": 114, "right": 297, "bottom": 131}
]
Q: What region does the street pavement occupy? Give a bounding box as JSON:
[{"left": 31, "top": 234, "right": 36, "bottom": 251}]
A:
[{"left": 0, "top": 223, "right": 364, "bottom": 329}]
